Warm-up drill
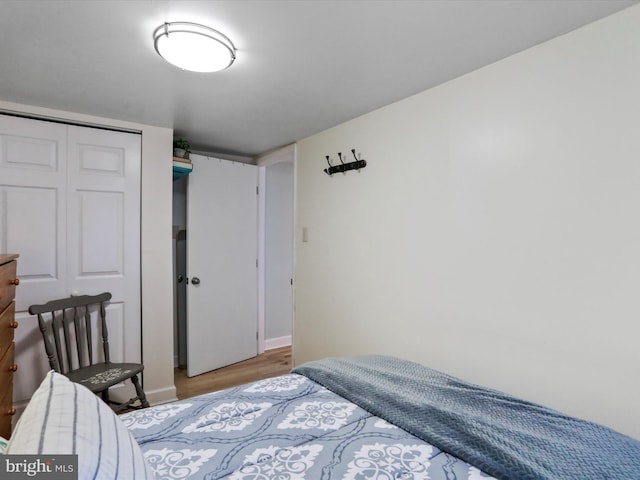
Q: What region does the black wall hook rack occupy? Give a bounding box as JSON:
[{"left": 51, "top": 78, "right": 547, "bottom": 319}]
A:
[{"left": 324, "top": 149, "right": 367, "bottom": 176}]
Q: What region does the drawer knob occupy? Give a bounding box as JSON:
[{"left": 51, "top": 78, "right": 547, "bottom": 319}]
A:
[
  {"left": 9, "top": 278, "right": 19, "bottom": 286},
  {"left": 9, "top": 321, "right": 18, "bottom": 328},
  {"left": 7, "top": 408, "right": 16, "bottom": 416},
  {"left": 8, "top": 364, "right": 17, "bottom": 372}
]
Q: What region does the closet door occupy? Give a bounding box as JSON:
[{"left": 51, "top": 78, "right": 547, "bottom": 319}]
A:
[
  {"left": 67, "top": 126, "right": 142, "bottom": 367},
  {"left": 0, "top": 115, "right": 68, "bottom": 308},
  {"left": 0, "top": 114, "right": 141, "bottom": 402}
]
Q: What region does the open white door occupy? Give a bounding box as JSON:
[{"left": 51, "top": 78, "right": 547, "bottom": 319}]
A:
[{"left": 186, "top": 155, "right": 258, "bottom": 377}]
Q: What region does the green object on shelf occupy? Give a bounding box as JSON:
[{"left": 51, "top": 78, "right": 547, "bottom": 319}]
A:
[{"left": 173, "top": 162, "right": 193, "bottom": 180}]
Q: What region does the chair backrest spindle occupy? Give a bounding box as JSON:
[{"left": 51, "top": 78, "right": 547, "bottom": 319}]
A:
[
  {"left": 36, "top": 311, "right": 62, "bottom": 373},
  {"left": 67, "top": 307, "right": 84, "bottom": 370},
  {"left": 99, "top": 300, "right": 110, "bottom": 364},
  {"left": 52, "top": 310, "right": 67, "bottom": 373},
  {"left": 84, "top": 305, "right": 93, "bottom": 366}
]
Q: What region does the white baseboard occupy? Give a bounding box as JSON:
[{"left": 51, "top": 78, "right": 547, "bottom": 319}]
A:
[
  {"left": 264, "top": 335, "right": 292, "bottom": 351},
  {"left": 145, "top": 385, "right": 178, "bottom": 406}
]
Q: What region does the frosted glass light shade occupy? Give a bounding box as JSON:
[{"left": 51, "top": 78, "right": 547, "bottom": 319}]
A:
[{"left": 154, "top": 22, "right": 236, "bottom": 73}]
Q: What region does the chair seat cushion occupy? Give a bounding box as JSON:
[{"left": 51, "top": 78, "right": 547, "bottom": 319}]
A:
[{"left": 66, "top": 363, "right": 144, "bottom": 392}]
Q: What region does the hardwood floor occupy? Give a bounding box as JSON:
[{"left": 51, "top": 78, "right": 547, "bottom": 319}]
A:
[{"left": 174, "top": 346, "right": 292, "bottom": 400}]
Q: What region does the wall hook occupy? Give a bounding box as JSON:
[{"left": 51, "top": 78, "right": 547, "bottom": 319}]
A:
[
  {"left": 324, "top": 155, "right": 333, "bottom": 175},
  {"left": 338, "top": 152, "right": 346, "bottom": 174},
  {"left": 323, "top": 149, "right": 367, "bottom": 176},
  {"left": 351, "top": 149, "right": 362, "bottom": 171}
]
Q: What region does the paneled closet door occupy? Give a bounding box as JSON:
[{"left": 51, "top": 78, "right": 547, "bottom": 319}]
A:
[
  {"left": 0, "top": 115, "right": 68, "bottom": 308},
  {"left": 0, "top": 114, "right": 141, "bottom": 403},
  {"left": 67, "top": 126, "right": 142, "bottom": 368}
]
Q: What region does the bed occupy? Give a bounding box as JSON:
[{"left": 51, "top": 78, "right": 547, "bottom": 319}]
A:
[{"left": 5, "top": 355, "right": 640, "bottom": 480}]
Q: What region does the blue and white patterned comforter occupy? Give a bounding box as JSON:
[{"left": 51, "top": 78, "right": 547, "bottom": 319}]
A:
[{"left": 122, "top": 374, "right": 496, "bottom": 480}]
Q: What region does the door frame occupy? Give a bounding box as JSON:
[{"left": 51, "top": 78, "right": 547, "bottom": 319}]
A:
[{"left": 256, "top": 144, "right": 296, "bottom": 354}]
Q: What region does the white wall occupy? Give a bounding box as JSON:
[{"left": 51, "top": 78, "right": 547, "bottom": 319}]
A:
[
  {"left": 294, "top": 5, "right": 640, "bottom": 439},
  {"left": 0, "top": 100, "right": 177, "bottom": 406},
  {"left": 140, "top": 125, "right": 176, "bottom": 405}
]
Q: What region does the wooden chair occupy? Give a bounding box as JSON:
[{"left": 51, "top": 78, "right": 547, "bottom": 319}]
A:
[{"left": 28, "top": 292, "right": 149, "bottom": 412}]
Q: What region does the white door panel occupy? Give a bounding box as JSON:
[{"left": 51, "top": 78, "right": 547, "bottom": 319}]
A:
[
  {"left": 0, "top": 115, "right": 66, "bottom": 180},
  {"left": 67, "top": 126, "right": 140, "bottom": 310},
  {"left": 78, "top": 192, "right": 124, "bottom": 273},
  {"left": 1, "top": 186, "right": 63, "bottom": 308},
  {"left": 0, "top": 115, "right": 68, "bottom": 310},
  {"left": 187, "top": 155, "right": 258, "bottom": 377}
]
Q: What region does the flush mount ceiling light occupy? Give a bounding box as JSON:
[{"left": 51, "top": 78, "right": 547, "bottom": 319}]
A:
[{"left": 153, "top": 22, "right": 236, "bottom": 73}]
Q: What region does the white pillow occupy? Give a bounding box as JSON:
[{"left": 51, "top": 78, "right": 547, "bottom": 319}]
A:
[{"left": 7, "top": 371, "right": 153, "bottom": 480}]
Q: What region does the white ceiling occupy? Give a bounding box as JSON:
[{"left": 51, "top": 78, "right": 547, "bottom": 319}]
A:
[{"left": 1, "top": 0, "right": 637, "bottom": 157}]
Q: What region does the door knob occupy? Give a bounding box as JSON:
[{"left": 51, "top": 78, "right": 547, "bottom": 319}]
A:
[
  {"left": 191, "top": 277, "right": 201, "bottom": 285},
  {"left": 177, "top": 275, "right": 184, "bottom": 283}
]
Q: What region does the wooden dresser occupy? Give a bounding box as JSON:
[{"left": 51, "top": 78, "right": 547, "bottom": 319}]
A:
[{"left": 0, "top": 254, "right": 19, "bottom": 439}]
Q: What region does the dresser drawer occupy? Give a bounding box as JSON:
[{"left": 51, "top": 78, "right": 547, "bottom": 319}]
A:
[
  {"left": 0, "top": 341, "right": 16, "bottom": 439},
  {"left": 0, "top": 395, "right": 12, "bottom": 439},
  {"left": 0, "top": 302, "right": 17, "bottom": 357},
  {"left": 0, "top": 260, "right": 18, "bottom": 313},
  {"left": 0, "top": 340, "right": 16, "bottom": 386}
]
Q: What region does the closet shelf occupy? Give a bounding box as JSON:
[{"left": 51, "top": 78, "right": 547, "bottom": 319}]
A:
[{"left": 173, "top": 157, "right": 192, "bottom": 180}]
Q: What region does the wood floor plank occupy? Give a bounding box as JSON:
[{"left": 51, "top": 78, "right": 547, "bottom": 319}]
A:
[{"left": 174, "top": 346, "right": 292, "bottom": 400}]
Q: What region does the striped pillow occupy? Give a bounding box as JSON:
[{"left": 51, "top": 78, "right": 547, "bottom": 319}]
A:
[{"left": 7, "top": 371, "right": 153, "bottom": 480}]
